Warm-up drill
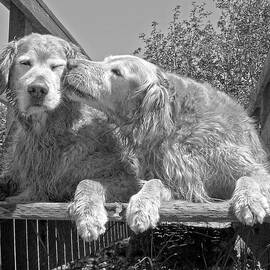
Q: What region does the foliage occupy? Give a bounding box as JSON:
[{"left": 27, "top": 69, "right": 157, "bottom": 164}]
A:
[{"left": 134, "top": 0, "right": 270, "bottom": 111}]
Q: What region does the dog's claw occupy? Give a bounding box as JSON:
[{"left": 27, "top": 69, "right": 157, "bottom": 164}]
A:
[
  {"left": 69, "top": 201, "right": 108, "bottom": 241},
  {"left": 232, "top": 176, "right": 270, "bottom": 226},
  {"left": 126, "top": 194, "right": 160, "bottom": 233}
]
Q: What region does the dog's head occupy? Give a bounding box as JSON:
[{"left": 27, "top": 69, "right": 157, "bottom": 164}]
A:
[
  {"left": 64, "top": 55, "right": 175, "bottom": 142},
  {"left": 0, "top": 33, "right": 85, "bottom": 127}
]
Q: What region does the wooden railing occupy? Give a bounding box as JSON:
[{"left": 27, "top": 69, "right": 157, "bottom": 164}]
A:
[{"left": 0, "top": 201, "right": 255, "bottom": 223}]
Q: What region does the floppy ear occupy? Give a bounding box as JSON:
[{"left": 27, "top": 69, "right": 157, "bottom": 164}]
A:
[
  {"left": 63, "top": 41, "right": 88, "bottom": 60},
  {"left": 0, "top": 40, "right": 17, "bottom": 95},
  {"left": 134, "top": 69, "right": 175, "bottom": 144}
]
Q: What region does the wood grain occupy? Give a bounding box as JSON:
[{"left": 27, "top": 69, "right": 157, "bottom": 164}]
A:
[{"left": 0, "top": 200, "right": 269, "bottom": 223}]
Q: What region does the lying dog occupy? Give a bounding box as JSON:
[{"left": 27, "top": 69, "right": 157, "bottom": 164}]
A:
[
  {"left": 0, "top": 34, "right": 138, "bottom": 240},
  {"left": 64, "top": 55, "right": 270, "bottom": 233}
]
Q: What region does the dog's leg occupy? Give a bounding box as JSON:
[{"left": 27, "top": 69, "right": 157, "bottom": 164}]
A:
[
  {"left": 0, "top": 176, "right": 18, "bottom": 201},
  {"left": 126, "top": 179, "right": 172, "bottom": 233},
  {"left": 69, "top": 179, "right": 108, "bottom": 241},
  {"left": 5, "top": 187, "right": 32, "bottom": 203},
  {"left": 231, "top": 172, "right": 270, "bottom": 226}
]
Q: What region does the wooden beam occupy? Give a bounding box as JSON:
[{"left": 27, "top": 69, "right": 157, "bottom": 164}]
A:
[
  {"left": 9, "top": 0, "right": 87, "bottom": 52},
  {"left": 0, "top": 0, "right": 10, "bottom": 9},
  {"left": 0, "top": 200, "right": 267, "bottom": 223},
  {"left": 0, "top": 0, "right": 88, "bottom": 55},
  {"left": 0, "top": 202, "right": 124, "bottom": 220},
  {"left": 8, "top": 1, "right": 32, "bottom": 40}
]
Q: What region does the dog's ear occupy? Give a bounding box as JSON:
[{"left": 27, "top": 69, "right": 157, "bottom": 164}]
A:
[
  {"left": 0, "top": 40, "right": 17, "bottom": 95},
  {"left": 135, "top": 69, "right": 174, "bottom": 143},
  {"left": 63, "top": 41, "right": 88, "bottom": 60}
]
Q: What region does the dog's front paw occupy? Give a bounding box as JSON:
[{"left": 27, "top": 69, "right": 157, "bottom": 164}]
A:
[
  {"left": 69, "top": 201, "right": 108, "bottom": 241},
  {"left": 231, "top": 176, "right": 270, "bottom": 226},
  {"left": 126, "top": 193, "right": 160, "bottom": 234}
]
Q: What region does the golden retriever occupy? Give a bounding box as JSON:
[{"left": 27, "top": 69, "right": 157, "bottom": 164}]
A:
[
  {"left": 0, "top": 35, "right": 138, "bottom": 241},
  {"left": 63, "top": 55, "right": 270, "bottom": 233}
]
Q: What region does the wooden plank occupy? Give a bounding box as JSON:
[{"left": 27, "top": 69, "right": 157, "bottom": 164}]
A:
[
  {"left": 9, "top": 0, "right": 87, "bottom": 54},
  {"left": 35, "top": 0, "right": 77, "bottom": 42},
  {"left": 0, "top": 202, "right": 123, "bottom": 220},
  {"left": 4, "top": 0, "right": 72, "bottom": 42},
  {"left": 0, "top": 201, "right": 265, "bottom": 223},
  {"left": 0, "top": 0, "right": 10, "bottom": 9},
  {"left": 1, "top": 0, "right": 88, "bottom": 54},
  {"left": 9, "top": 1, "right": 32, "bottom": 41}
]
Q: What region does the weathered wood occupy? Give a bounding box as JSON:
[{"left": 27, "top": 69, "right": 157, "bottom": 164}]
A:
[
  {"left": 9, "top": 1, "right": 32, "bottom": 40},
  {"left": 0, "top": 202, "right": 123, "bottom": 220},
  {"left": 1, "top": 0, "right": 86, "bottom": 50},
  {"left": 0, "top": 0, "right": 9, "bottom": 9},
  {"left": 0, "top": 200, "right": 268, "bottom": 223}
]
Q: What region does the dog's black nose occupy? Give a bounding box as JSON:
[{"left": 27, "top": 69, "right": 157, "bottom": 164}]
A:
[
  {"left": 27, "top": 83, "right": 49, "bottom": 99},
  {"left": 66, "top": 60, "right": 78, "bottom": 70}
]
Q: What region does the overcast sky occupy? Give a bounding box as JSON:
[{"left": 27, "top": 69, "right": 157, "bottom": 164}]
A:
[{"left": 0, "top": 0, "right": 219, "bottom": 60}]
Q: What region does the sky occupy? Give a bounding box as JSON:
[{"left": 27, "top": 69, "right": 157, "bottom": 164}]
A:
[{"left": 0, "top": 0, "right": 220, "bottom": 60}]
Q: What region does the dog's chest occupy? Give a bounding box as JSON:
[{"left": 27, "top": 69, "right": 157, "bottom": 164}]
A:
[{"left": 12, "top": 135, "right": 60, "bottom": 181}]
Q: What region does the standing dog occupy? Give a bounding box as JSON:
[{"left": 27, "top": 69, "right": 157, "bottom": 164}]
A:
[
  {"left": 63, "top": 55, "right": 270, "bottom": 234},
  {"left": 0, "top": 35, "right": 138, "bottom": 241}
]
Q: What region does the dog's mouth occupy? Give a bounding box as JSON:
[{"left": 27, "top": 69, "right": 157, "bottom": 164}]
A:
[
  {"left": 65, "top": 82, "right": 96, "bottom": 103},
  {"left": 23, "top": 104, "right": 48, "bottom": 118}
]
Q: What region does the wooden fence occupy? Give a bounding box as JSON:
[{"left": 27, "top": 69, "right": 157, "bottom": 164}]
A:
[
  {"left": 0, "top": 201, "right": 247, "bottom": 270},
  {"left": 0, "top": 219, "right": 129, "bottom": 270},
  {"left": 0, "top": 201, "right": 269, "bottom": 269}
]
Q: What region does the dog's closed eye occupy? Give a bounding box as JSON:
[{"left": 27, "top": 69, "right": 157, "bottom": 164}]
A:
[
  {"left": 111, "top": 68, "right": 123, "bottom": 77},
  {"left": 50, "top": 64, "right": 65, "bottom": 71},
  {"left": 19, "top": 60, "right": 31, "bottom": 67}
]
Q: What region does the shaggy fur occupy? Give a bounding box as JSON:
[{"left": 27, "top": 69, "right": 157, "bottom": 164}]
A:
[
  {"left": 64, "top": 55, "right": 270, "bottom": 233},
  {"left": 0, "top": 34, "right": 138, "bottom": 241}
]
